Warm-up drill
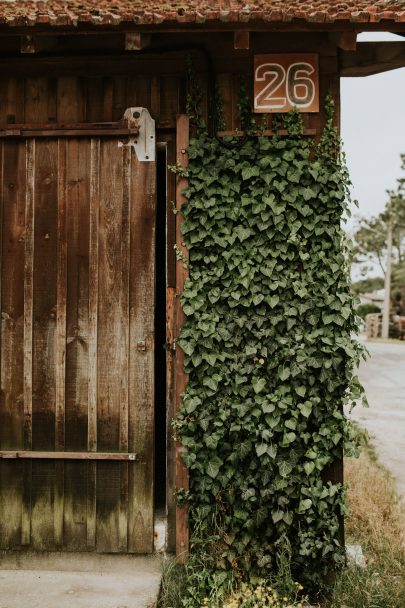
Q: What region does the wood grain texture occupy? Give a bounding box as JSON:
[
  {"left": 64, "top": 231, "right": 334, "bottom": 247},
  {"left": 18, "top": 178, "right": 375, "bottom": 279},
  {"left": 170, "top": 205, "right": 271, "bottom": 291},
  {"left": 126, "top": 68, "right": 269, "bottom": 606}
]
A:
[
  {"left": 175, "top": 114, "right": 190, "bottom": 561},
  {"left": 166, "top": 286, "right": 176, "bottom": 552},
  {"left": 63, "top": 138, "right": 90, "bottom": 550},
  {"left": 23, "top": 139, "right": 35, "bottom": 453},
  {"left": 20, "top": 139, "right": 35, "bottom": 547},
  {"left": 0, "top": 31, "right": 342, "bottom": 554},
  {"left": 0, "top": 141, "right": 25, "bottom": 549},
  {"left": 128, "top": 146, "right": 156, "bottom": 554},
  {"left": 31, "top": 138, "right": 58, "bottom": 550},
  {"left": 55, "top": 139, "right": 67, "bottom": 453},
  {"left": 54, "top": 139, "right": 68, "bottom": 546},
  {"left": 0, "top": 128, "right": 157, "bottom": 553},
  {"left": 88, "top": 138, "right": 99, "bottom": 454}
]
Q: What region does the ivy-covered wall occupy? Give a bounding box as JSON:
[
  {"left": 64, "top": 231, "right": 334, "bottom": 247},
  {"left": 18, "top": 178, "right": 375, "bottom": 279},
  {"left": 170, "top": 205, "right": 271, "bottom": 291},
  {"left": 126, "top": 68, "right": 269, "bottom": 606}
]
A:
[{"left": 174, "top": 101, "right": 363, "bottom": 593}]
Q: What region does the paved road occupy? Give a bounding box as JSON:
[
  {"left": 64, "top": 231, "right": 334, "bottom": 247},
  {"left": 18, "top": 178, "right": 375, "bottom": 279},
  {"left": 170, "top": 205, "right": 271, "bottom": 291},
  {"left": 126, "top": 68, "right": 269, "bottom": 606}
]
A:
[
  {"left": 0, "top": 553, "right": 161, "bottom": 608},
  {"left": 351, "top": 338, "right": 405, "bottom": 498}
]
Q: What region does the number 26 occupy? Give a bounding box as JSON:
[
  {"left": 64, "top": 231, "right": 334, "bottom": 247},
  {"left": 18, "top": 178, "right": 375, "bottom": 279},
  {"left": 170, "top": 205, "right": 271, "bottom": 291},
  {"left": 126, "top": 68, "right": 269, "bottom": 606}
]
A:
[{"left": 255, "top": 62, "right": 315, "bottom": 110}]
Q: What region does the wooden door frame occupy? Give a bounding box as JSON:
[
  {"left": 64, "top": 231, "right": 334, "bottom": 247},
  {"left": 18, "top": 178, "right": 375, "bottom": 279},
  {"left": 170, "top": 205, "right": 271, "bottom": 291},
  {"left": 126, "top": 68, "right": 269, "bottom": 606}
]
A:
[{"left": 174, "top": 114, "right": 190, "bottom": 560}]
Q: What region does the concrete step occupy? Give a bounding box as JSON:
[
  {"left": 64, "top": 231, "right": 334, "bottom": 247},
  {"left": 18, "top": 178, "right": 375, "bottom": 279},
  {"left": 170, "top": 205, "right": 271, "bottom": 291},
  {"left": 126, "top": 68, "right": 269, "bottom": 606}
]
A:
[{"left": 0, "top": 553, "right": 162, "bottom": 608}]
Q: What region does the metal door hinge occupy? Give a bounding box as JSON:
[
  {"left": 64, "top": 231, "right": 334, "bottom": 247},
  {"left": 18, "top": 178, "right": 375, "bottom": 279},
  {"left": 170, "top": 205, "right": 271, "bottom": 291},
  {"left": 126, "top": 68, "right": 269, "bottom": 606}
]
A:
[{"left": 118, "top": 107, "right": 155, "bottom": 162}]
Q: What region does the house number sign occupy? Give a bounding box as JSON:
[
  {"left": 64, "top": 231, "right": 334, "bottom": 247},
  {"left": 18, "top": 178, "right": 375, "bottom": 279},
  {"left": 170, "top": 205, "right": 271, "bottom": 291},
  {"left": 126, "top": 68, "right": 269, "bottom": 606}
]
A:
[{"left": 254, "top": 54, "right": 319, "bottom": 113}]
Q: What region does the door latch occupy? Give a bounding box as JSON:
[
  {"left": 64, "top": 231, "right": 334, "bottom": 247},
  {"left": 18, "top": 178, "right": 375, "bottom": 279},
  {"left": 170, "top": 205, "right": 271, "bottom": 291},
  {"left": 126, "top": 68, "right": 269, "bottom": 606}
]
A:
[{"left": 164, "top": 340, "right": 176, "bottom": 352}]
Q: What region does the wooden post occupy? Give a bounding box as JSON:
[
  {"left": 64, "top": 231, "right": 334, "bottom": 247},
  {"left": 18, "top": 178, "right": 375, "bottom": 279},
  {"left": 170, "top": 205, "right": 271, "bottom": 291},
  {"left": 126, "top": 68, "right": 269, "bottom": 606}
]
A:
[
  {"left": 382, "top": 220, "right": 393, "bottom": 339},
  {"left": 175, "top": 114, "right": 189, "bottom": 562}
]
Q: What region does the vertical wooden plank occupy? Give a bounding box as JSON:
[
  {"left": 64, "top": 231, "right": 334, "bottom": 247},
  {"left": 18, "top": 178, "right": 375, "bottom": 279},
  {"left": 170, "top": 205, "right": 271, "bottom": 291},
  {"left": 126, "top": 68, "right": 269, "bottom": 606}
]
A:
[
  {"left": 0, "top": 79, "right": 9, "bottom": 122},
  {"left": 113, "top": 77, "right": 127, "bottom": 121},
  {"left": 0, "top": 140, "right": 27, "bottom": 549},
  {"left": 128, "top": 147, "right": 156, "bottom": 554},
  {"left": 150, "top": 76, "right": 160, "bottom": 120},
  {"left": 102, "top": 78, "right": 114, "bottom": 121},
  {"left": 88, "top": 139, "right": 99, "bottom": 454},
  {"left": 21, "top": 138, "right": 35, "bottom": 546},
  {"left": 13, "top": 79, "right": 25, "bottom": 124},
  {"left": 166, "top": 286, "right": 176, "bottom": 552},
  {"left": 0, "top": 142, "right": 25, "bottom": 449},
  {"left": 64, "top": 138, "right": 90, "bottom": 550},
  {"left": 120, "top": 146, "right": 131, "bottom": 457},
  {"left": 166, "top": 136, "right": 177, "bottom": 289},
  {"left": 232, "top": 74, "right": 241, "bottom": 132},
  {"left": 55, "top": 139, "right": 67, "bottom": 452},
  {"left": 118, "top": 145, "right": 131, "bottom": 552},
  {"left": 130, "top": 77, "right": 151, "bottom": 112},
  {"left": 47, "top": 78, "right": 58, "bottom": 123},
  {"left": 24, "top": 78, "right": 48, "bottom": 123},
  {"left": 87, "top": 138, "right": 99, "bottom": 549},
  {"left": 96, "top": 138, "right": 126, "bottom": 552},
  {"left": 86, "top": 79, "right": 104, "bottom": 122},
  {"left": 217, "top": 74, "right": 233, "bottom": 131},
  {"left": 159, "top": 77, "right": 180, "bottom": 126},
  {"left": 31, "top": 138, "right": 58, "bottom": 550},
  {"left": 23, "top": 139, "right": 35, "bottom": 453},
  {"left": 175, "top": 115, "right": 189, "bottom": 561},
  {"left": 87, "top": 460, "right": 97, "bottom": 549},
  {"left": 54, "top": 138, "right": 68, "bottom": 546},
  {"left": 57, "top": 77, "right": 85, "bottom": 123}
]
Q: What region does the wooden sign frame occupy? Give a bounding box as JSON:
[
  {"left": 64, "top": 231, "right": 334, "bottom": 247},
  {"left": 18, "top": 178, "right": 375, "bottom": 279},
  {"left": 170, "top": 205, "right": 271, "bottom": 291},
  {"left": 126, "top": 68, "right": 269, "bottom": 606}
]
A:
[{"left": 254, "top": 54, "right": 319, "bottom": 113}]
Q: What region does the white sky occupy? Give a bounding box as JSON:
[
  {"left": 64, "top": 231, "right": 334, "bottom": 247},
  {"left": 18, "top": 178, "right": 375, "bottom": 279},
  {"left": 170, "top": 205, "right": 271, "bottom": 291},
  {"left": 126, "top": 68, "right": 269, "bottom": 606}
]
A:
[{"left": 342, "top": 32, "right": 405, "bottom": 231}]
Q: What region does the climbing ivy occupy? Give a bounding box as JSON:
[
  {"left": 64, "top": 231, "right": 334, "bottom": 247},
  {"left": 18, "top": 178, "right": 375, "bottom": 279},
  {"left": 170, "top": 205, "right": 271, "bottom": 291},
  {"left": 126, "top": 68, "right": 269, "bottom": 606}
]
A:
[{"left": 174, "top": 99, "right": 365, "bottom": 595}]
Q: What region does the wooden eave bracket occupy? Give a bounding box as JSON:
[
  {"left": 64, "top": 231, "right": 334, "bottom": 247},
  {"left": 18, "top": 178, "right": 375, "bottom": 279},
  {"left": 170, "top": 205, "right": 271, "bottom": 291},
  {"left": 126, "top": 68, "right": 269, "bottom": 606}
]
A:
[
  {"left": 234, "top": 30, "right": 250, "bottom": 50},
  {"left": 329, "top": 31, "right": 357, "bottom": 51},
  {"left": 125, "top": 32, "right": 151, "bottom": 51},
  {"left": 20, "top": 34, "right": 58, "bottom": 54}
]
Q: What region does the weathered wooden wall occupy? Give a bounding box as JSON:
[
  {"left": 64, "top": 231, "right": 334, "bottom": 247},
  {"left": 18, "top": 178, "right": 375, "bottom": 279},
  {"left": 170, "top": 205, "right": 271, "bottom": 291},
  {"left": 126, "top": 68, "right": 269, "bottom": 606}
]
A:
[
  {"left": 0, "top": 30, "right": 341, "bottom": 553},
  {"left": 0, "top": 135, "right": 156, "bottom": 552}
]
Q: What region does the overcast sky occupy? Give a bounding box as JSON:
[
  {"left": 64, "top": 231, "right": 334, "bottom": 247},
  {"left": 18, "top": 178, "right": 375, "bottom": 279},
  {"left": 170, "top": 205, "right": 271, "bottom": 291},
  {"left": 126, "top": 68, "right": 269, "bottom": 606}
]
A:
[{"left": 341, "top": 31, "right": 405, "bottom": 234}]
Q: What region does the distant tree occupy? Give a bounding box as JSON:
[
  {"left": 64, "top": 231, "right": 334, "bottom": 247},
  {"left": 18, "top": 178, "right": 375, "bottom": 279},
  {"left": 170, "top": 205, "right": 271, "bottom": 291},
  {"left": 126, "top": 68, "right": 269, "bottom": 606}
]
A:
[
  {"left": 353, "top": 155, "right": 405, "bottom": 292},
  {"left": 356, "top": 303, "right": 382, "bottom": 319},
  {"left": 351, "top": 276, "right": 384, "bottom": 295}
]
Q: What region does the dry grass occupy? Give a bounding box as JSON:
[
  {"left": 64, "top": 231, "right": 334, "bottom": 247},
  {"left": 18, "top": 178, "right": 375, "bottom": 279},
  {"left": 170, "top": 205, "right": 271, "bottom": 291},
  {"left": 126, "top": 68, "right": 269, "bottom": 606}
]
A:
[
  {"left": 327, "top": 449, "right": 405, "bottom": 608},
  {"left": 345, "top": 450, "right": 405, "bottom": 555}
]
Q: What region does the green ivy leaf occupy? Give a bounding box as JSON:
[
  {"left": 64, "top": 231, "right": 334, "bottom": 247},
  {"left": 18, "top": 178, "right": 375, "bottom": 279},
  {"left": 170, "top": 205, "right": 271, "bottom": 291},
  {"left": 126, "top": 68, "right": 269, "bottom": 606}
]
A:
[
  {"left": 299, "top": 401, "right": 313, "bottom": 418},
  {"left": 298, "top": 499, "right": 312, "bottom": 513},
  {"left": 252, "top": 377, "right": 267, "bottom": 394}
]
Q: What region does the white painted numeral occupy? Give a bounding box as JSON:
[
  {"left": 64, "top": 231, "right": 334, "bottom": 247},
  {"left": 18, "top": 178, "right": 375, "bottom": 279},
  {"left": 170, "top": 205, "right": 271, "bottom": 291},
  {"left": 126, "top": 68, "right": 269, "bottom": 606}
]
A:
[{"left": 254, "top": 63, "right": 287, "bottom": 110}]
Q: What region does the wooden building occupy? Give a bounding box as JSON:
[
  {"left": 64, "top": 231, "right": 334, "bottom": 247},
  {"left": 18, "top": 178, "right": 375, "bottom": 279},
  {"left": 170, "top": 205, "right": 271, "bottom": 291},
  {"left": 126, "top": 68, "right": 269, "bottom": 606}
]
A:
[{"left": 0, "top": 0, "right": 405, "bottom": 557}]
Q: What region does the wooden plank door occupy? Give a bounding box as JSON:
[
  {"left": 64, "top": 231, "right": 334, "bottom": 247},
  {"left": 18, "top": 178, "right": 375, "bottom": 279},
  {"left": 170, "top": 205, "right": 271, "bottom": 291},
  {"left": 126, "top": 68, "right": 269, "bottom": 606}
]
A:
[{"left": 0, "top": 133, "right": 155, "bottom": 552}]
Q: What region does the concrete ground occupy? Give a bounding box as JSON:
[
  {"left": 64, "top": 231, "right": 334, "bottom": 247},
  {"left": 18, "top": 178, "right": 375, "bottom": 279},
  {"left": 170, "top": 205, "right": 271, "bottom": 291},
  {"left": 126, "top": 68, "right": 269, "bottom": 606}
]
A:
[
  {"left": 0, "top": 552, "right": 161, "bottom": 608},
  {"left": 351, "top": 337, "right": 405, "bottom": 498}
]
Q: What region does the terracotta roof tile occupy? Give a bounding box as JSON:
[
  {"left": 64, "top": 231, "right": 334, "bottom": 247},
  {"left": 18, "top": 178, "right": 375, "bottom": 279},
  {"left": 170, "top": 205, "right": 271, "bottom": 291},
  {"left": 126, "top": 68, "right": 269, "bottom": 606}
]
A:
[{"left": 1, "top": 1, "right": 405, "bottom": 28}]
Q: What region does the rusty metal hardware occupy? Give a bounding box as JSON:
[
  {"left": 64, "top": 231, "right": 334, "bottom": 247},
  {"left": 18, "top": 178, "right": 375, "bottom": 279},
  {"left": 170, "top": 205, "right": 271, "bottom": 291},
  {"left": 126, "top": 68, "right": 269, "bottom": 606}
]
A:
[
  {"left": 136, "top": 340, "right": 146, "bottom": 351},
  {"left": 164, "top": 340, "right": 176, "bottom": 352},
  {"left": 118, "top": 107, "right": 155, "bottom": 162}
]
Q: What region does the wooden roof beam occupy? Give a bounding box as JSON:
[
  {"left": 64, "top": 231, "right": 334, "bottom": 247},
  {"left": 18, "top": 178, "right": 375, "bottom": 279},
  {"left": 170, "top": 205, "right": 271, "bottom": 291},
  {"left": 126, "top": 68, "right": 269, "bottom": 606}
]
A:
[
  {"left": 20, "top": 34, "right": 58, "bottom": 53},
  {"left": 329, "top": 31, "right": 357, "bottom": 51},
  {"left": 340, "top": 41, "right": 405, "bottom": 76}
]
